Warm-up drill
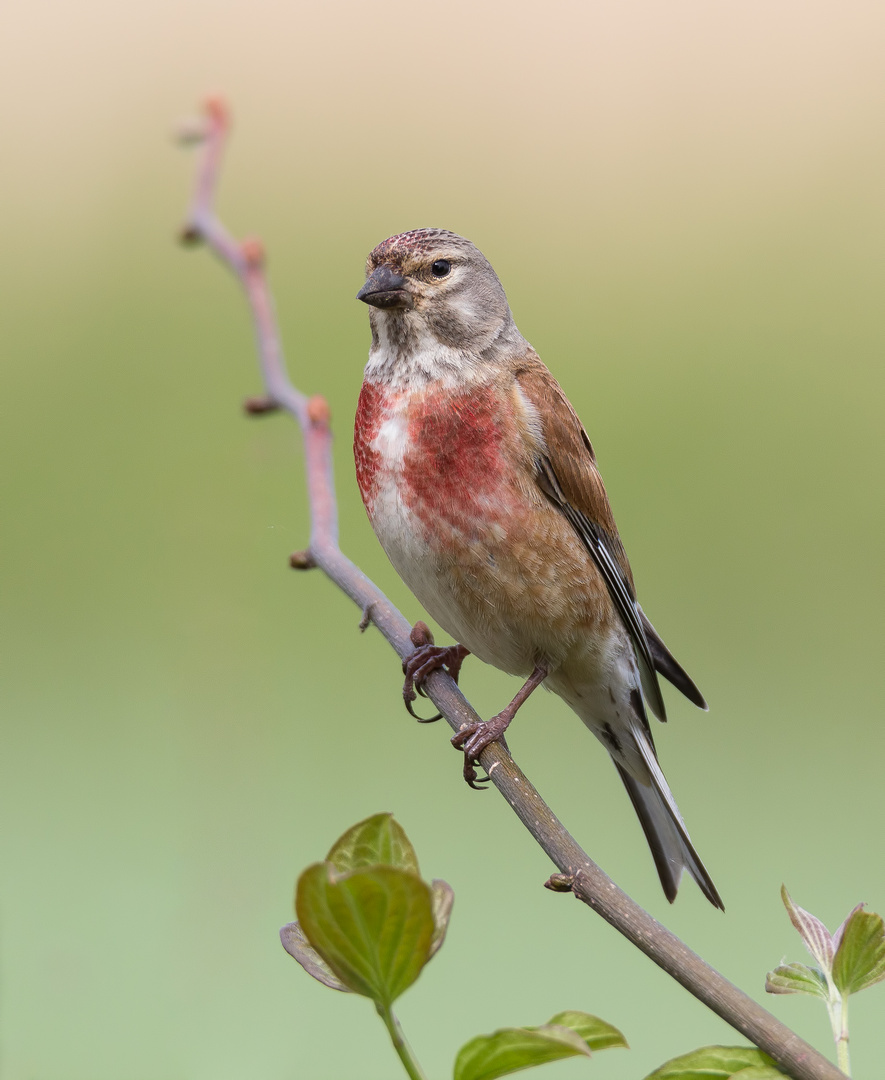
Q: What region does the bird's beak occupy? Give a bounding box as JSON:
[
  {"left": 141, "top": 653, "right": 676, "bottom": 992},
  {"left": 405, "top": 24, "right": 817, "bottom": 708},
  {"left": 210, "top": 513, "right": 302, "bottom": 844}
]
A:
[{"left": 356, "top": 265, "right": 412, "bottom": 309}]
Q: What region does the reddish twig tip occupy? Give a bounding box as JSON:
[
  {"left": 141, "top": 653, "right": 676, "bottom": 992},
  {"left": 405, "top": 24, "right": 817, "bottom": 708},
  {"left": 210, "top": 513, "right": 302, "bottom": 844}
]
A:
[
  {"left": 307, "top": 395, "right": 331, "bottom": 426},
  {"left": 241, "top": 237, "right": 265, "bottom": 269},
  {"left": 203, "top": 96, "right": 230, "bottom": 128}
]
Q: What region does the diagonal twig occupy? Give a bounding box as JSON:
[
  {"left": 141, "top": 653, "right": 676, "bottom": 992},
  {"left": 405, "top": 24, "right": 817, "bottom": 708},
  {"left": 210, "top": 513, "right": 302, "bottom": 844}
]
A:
[{"left": 176, "top": 97, "right": 845, "bottom": 1080}]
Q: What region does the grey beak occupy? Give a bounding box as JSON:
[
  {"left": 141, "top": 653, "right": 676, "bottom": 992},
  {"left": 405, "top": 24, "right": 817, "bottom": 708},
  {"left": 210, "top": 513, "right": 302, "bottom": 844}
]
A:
[{"left": 356, "top": 265, "right": 411, "bottom": 308}]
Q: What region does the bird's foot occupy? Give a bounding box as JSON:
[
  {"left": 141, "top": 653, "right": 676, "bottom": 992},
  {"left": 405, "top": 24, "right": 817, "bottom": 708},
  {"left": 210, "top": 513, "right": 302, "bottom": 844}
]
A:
[
  {"left": 450, "top": 663, "right": 549, "bottom": 789},
  {"left": 402, "top": 622, "right": 469, "bottom": 723},
  {"left": 451, "top": 715, "right": 512, "bottom": 788}
]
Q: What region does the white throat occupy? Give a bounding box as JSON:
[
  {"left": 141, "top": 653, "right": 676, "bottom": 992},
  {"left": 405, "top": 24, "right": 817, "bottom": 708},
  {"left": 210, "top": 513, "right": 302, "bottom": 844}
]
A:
[{"left": 365, "top": 312, "right": 482, "bottom": 389}]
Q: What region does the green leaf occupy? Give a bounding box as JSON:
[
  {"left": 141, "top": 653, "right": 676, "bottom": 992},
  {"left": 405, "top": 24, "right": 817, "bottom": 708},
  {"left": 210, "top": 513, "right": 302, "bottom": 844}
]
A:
[
  {"left": 832, "top": 907, "right": 885, "bottom": 995},
  {"left": 453, "top": 1013, "right": 624, "bottom": 1080},
  {"left": 730, "top": 1070, "right": 787, "bottom": 1079},
  {"left": 454, "top": 1024, "right": 592, "bottom": 1080},
  {"left": 295, "top": 862, "right": 434, "bottom": 1006},
  {"left": 429, "top": 878, "right": 455, "bottom": 958},
  {"left": 279, "top": 921, "right": 352, "bottom": 993},
  {"left": 644, "top": 1045, "right": 784, "bottom": 1078},
  {"left": 834, "top": 903, "right": 865, "bottom": 949},
  {"left": 546, "top": 1012, "right": 628, "bottom": 1051},
  {"left": 780, "top": 886, "right": 835, "bottom": 972},
  {"left": 764, "top": 962, "right": 829, "bottom": 999},
  {"left": 326, "top": 812, "right": 420, "bottom": 875}
]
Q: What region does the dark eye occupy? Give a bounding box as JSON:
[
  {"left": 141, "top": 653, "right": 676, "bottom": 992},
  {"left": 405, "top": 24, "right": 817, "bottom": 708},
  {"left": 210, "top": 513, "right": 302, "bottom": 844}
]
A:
[{"left": 430, "top": 259, "right": 451, "bottom": 278}]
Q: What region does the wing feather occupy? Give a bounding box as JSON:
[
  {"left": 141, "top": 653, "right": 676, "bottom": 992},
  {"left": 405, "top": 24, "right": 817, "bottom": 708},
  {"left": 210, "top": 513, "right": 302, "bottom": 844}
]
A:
[
  {"left": 515, "top": 358, "right": 703, "bottom": 720},
  {"left": 639, "top": 607, "right": 708, "bottom": 710}
]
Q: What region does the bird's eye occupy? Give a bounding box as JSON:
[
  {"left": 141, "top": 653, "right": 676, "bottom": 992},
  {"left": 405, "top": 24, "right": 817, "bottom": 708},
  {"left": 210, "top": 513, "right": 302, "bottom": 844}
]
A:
[{"left": 430, "top": 259, "right": 451, "bottom": 278}]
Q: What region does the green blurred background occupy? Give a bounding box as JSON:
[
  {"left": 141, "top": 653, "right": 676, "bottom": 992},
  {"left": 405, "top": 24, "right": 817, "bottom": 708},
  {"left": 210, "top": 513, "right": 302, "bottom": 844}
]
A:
[{"left": 3, "top": 1, "right": 884, "bottom": 1077}]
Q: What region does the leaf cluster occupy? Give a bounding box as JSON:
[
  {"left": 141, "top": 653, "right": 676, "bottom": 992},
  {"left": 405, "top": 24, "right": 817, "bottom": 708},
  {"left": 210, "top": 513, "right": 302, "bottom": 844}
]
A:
[
  {"left": 281, "top": 814, "right": 796, "bottom": 1080},
  {"left": 281, "top": 813, "right": 628, "bottom": 1079},
  {"left": 766, "top": 886, "right": 885, "bottom": 1000},
  {"left": 282, "top": 812, "right": 451, "bottom": 1007}
]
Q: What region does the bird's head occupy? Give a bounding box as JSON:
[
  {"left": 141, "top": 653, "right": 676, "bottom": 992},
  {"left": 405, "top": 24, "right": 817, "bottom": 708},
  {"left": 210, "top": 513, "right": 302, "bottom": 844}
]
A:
[{"left": 357, "top": 229, "right": 515, "bottom": 362}]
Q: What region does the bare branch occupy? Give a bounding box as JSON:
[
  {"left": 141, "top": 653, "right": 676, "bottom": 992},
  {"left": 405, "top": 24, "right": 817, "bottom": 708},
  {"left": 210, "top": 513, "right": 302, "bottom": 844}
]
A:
[{"left": 178, "top": 98, "right": 846, "bottom": 1080}]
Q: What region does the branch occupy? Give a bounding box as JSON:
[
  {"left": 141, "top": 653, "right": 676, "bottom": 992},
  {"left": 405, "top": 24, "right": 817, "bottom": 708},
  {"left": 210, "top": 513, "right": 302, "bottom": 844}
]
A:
[{"left": 177, "top": 98, "right": 845, "bottom": 1080}]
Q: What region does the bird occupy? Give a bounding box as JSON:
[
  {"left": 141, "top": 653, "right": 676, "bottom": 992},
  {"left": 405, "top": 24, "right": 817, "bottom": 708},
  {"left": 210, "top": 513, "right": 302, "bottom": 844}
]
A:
[{"left": 353, "top": 228, "right": 722, "bottom": 909}]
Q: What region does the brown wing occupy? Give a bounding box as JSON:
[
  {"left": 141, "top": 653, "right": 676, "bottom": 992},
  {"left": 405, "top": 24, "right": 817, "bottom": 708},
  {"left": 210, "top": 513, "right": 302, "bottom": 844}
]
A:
[{"left": 515, "top": 356, "right": 704, "bottom": 721}]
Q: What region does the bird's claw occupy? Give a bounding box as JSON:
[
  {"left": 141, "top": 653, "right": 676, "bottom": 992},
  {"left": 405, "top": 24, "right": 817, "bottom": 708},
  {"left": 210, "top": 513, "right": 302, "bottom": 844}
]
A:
[
  {"left": 463, "top": 759, "right": 491, "bottom": 789},
  {"left": 404, "top": 688, "right": 442, "bottom": 724},
  {"left": 401, "top": 626, "right": 469, "bottom": 723},
  {"left": 451, "top": 717, "right": 510, "bottom": 789}
]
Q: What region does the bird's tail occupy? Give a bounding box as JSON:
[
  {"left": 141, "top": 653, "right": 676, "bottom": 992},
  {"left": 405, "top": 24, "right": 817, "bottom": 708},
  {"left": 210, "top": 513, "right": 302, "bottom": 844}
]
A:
[{"left": 614, "top": 734, "right": 723, "bottom": 910}]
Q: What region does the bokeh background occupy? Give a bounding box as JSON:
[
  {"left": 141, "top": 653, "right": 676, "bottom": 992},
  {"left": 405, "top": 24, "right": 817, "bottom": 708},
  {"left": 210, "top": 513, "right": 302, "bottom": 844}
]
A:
[{"left": 3, "top": 1, "right": 884, "bottom": 1077}]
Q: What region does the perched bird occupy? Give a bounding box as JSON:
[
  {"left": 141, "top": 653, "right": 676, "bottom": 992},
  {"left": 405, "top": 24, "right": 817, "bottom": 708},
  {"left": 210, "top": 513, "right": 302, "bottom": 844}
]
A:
[{"left": 353, "top": 228, "right": 722, "bottom": 909}]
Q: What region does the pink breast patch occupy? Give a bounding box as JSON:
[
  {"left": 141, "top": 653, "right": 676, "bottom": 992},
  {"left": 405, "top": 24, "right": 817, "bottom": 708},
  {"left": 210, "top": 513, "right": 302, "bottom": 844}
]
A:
[
  {"left": 353, "top": 380, "right": 387, "bottom": 505},
  {"left": 401, "top": 385, "right": 510, "bottom": 533}
]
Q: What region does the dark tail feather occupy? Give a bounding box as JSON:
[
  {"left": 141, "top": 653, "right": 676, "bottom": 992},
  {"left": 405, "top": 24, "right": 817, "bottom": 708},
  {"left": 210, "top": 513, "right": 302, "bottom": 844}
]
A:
[
  {"left": 615, "top": 762, "right": 724, "bottom": 910},
  {"left": 639, "top": 608, "right": 708, "bottom": 711}
]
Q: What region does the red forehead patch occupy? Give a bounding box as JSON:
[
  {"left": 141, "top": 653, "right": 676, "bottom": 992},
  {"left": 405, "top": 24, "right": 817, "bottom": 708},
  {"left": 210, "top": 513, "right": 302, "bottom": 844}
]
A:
[{"left": 369, "top": 228, "right": 466, "bottom": 267}]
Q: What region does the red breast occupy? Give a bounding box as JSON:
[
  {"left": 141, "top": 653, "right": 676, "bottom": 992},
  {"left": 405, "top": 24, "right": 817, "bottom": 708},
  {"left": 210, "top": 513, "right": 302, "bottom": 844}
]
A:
[
  {"left": 354, "top": 376, "right": 521, "bottom": 528},
  {"left": 353, "top": 378, "right": 390, "bottom": 507}
]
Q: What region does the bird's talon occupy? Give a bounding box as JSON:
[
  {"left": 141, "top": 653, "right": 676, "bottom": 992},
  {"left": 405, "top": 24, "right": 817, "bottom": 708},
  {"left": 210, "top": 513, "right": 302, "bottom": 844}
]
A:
[
  {"left": 416, "top": 708, "right": 443, "bottom": 724},
  {"left": 463, "top": 756, "right": 488, "bottom": 789},
  {"left": 403, "top": 689, "right": 442, "bottom": 723},
  {"left": 451, "top": 724, "right": 479, "bottom": 750},
  {"left": 401, "top": 638, "right": 470, "bottom": 726},
  {"left": 463, "top": 755, "right": 491, "bottom": 788}
]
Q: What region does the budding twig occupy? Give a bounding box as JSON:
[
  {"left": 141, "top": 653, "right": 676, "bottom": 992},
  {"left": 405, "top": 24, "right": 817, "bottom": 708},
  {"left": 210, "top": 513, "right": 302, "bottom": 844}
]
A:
[{"left": 178, "top": 98, "right": 845, "bottom": 1080}]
